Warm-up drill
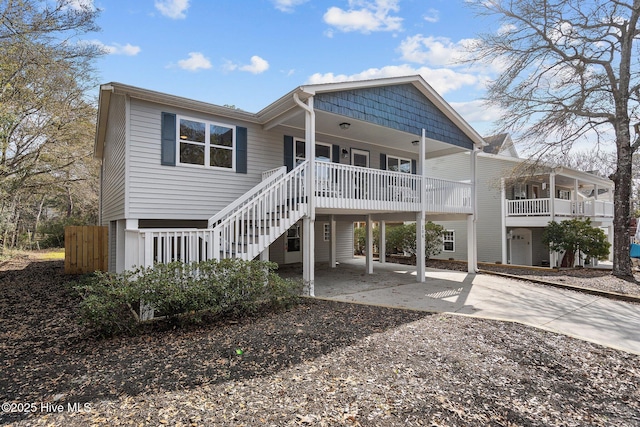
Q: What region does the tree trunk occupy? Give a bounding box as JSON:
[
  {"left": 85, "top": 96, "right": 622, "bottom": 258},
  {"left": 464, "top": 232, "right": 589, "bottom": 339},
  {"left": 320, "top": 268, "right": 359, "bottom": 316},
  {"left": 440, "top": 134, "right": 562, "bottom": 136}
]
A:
[{"left": 612, "top": 129, "right": 634, "bottom": 279}]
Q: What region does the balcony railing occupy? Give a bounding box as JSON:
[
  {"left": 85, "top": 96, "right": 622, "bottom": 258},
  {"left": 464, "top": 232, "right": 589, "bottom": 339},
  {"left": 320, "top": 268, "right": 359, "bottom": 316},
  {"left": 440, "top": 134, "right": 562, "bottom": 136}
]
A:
[
  {"left": 313, "top": 162, "right": 472, "bottom": 213},
  {"left": 507, "top": 198, "right": 614, "bottom": 219}
]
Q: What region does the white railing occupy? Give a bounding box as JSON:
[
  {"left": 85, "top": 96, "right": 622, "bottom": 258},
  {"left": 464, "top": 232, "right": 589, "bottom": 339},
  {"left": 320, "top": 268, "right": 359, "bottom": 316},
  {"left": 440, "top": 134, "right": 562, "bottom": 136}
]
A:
[
  {"left": 261, "top": 166, "right": 286, "bottom": 181},
  {"left": 507, "top": 198, "right": 614, "bottom": 218},
  {"left": 214, "top": 161, "right": 308, "bottom": 260},
  {"left": 130, "top": 228, "right": 215, "bottom": 267},
  {"left": 314, "top": 162, "right": 423, "bottom": 211},
  {"left": 209, "top": 165, "right": 292, "bottom": 227},
  {"left": 583, "top": 199, "right": 615, "bottom": 218},
  {"left": 507, "top": 198, "right": 551, "bottom": 216},
  {"left": 424, "top": 177, "right": 473, "bottom": 214}
]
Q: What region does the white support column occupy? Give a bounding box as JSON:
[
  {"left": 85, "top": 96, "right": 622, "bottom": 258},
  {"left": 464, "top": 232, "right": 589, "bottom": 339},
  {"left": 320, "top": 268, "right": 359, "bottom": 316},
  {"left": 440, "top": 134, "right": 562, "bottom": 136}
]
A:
[
  {"left": 330, "top": 215, "right": 337, "bottom": 268},
  {"left": 260, "top": 246, "right": 269, "bottom": 262},
  {"left": 501, "top": 177, "right": 507, "bottom": 265},
  {"left": 467, "top": 148, "right": 478, "bottom": 273},
  {"left": 549, "top": 172, "right": 557, "bottom": 267},
  {"left": 550, "top": 172, "right": 556, "bottom": 219},
  {"left": 303, "top": 217, "right": 315, "bottom": 296},
  {"left": 366, "top": 215, "right": 374, "bottom": 274},
  {"left": 379, "top": 220, "right": 386, "bottom": 264},
  {"left": 594, "top": 184, "right": 599, "bottom": 200},
  {"left": 123, "top": 219, "right": 139, "bottom": 272},
  {"left": 416, "top": 129, "right": 427, "bottom": 282},
  {"left": 416, "top": 212, "right": 426, "bottom": 282}
]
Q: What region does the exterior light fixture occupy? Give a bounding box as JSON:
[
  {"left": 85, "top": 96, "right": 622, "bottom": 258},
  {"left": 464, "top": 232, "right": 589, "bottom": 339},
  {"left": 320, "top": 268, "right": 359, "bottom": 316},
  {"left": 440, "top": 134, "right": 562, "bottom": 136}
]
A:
[
  {"left": 341, "top": 148, "right": 349, "bottom": 158},
  {"left": 412, "top": 140, "right": 420, "bottom": 146},
  {"left": 339, "top": 122, "right": 351, "bottom": 130}
]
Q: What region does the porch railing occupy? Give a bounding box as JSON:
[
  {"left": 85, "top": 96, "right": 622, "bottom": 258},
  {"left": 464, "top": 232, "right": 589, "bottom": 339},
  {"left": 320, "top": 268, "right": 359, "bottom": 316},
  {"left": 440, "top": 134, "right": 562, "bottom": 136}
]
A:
[
  {"left": 314, "top": 162, "right": 423, "bottom": 211},
  {"left": 424, "top": 177, "right": 473, "bottom": 214},
  {"left": 507, "top": 198, "right": 614, "bottom": 218}
]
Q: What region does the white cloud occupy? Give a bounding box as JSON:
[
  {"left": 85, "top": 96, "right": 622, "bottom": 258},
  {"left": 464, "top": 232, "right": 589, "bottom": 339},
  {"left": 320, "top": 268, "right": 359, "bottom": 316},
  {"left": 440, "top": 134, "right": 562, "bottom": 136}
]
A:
[
  {"left": 449, "top": 100, "right": 503, "bottom": 123},
  {"left": 423, "top": 8, "right": 439, "bottom": 23},
  {"left": 273, "top": 0, "right": 308, "bottom": 13},
  {"left": 306, "top": 64, "right": 479, "bottom": 95},
  {"left": 323, "top": 0, "right": 403, "bottom": 34},
  {"left": 85, "top": 40, "right": 141, "bottom": 56},
  {"left": 239, "top": 56, "right": 270, "bottom": 74},
  {"left": 398, "top": 34, "right": 474, "bottom": 66},
  {"left": 155, "top": 0, "right": 190, "bottom": 19},
  {"left": 177, "top": 52, "right": 212, "bottom": 71},
  {"left": 224, "top": 56, "right": 270, "bottom": 74}
]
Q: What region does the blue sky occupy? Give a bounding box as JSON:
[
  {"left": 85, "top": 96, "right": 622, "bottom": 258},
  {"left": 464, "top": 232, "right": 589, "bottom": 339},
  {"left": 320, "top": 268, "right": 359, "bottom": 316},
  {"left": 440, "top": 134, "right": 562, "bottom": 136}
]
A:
[{"left": 90, "top": 0, "right": 504, "bottom": 136}]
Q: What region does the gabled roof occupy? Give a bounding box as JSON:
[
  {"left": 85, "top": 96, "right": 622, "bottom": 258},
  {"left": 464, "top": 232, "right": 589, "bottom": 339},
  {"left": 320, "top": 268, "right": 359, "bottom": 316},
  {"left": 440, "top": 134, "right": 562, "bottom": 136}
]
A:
[
  {"left": 258, "top": 75, "right": 486, "bottom": 149},
  {"left": 483, "top": 133, "right": 518, "bottom": 158},
  {"left": 95, "top": 75, "right": 486, "bottom": 158}
]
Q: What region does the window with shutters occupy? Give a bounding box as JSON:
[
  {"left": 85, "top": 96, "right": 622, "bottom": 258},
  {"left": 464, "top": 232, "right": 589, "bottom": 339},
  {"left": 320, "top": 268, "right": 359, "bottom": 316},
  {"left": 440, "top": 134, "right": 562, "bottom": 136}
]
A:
[{"left": 177, "top": 116, "right": 235, "bottom": 170}]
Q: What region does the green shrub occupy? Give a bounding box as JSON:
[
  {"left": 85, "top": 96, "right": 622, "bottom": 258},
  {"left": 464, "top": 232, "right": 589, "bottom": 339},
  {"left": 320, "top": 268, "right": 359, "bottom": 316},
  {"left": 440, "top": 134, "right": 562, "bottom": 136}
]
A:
[{"left": 75, "top": 259, "right": 302, "bottom": 336}]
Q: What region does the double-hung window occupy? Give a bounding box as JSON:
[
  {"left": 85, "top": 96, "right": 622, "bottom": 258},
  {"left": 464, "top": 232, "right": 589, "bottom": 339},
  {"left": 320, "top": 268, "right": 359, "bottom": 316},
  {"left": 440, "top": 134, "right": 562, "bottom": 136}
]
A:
[
  {"left": 387, "top": 155, "right": 411, "bottom": 173},
  {"left": 178, "top": 116, "right": 235, "bottom": 169},
  {"left": 443, "top": 230, "right": 455, "bottom": 252}
]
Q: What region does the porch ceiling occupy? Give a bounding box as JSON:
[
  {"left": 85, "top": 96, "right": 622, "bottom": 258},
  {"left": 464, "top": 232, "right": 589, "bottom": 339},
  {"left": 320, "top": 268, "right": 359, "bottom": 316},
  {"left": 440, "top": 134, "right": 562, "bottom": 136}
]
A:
[{"left": 275, "top": 108, "right": 468, "bottom": 159}]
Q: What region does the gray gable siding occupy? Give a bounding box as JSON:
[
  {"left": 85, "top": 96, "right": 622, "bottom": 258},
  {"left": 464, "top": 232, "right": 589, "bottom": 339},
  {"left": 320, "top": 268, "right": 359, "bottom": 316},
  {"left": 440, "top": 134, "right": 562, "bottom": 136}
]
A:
[{"left": 313, "top": 84, "right": 474, "bottom": 149}]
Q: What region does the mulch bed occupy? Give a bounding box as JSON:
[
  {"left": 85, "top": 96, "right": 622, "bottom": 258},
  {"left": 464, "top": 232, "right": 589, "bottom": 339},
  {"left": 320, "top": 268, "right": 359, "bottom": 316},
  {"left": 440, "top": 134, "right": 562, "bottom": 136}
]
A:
[{"left": 1, "top": 257, "right": 639, "bottom": 426}]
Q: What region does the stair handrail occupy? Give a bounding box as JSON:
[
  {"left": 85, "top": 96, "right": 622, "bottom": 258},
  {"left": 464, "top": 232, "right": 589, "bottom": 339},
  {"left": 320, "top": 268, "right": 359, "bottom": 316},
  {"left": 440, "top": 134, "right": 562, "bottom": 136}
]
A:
[
  {"left": 207, "top": 165, "right": 289, "bottom": 227},
  {"left": 212, "top": 160, "right": 309, "bottom": 259}
]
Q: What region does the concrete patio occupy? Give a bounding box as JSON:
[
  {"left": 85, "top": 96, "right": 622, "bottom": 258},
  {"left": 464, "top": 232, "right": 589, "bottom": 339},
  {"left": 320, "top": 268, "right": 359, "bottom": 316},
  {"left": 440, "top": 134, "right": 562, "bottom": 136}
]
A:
[{"left": 288, "top": 258, "right": 640, "bottom": 355}]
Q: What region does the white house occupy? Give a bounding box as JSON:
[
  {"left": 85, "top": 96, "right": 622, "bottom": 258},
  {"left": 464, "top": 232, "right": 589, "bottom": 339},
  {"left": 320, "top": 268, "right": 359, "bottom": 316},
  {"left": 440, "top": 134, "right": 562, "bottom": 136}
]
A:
[
  {"left": 426, "top": 134, "right": 614, "bottom": 267},
  {"left": 94, "top": 75, "right": 486, "bottom": 294}
]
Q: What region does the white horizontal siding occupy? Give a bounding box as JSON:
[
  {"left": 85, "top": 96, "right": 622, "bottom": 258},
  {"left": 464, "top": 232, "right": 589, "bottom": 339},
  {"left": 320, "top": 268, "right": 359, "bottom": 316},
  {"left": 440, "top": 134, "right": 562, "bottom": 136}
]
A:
[
  {"left": 127, "top": 99, "right": 283, "bottom": 220},
  {"left": 428, "top": 153, "right": 523, "bottom": 263},
  {"left": 101, "top": 94, "right": 126, "bottom": 224},
  {"left": 336, "top": 221, "right": 354, "bottom": 260}
]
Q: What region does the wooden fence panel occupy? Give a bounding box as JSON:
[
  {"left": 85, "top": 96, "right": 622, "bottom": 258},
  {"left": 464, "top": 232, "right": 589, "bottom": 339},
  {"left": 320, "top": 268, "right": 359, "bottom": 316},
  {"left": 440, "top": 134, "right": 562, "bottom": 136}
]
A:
[{"left": 65, "top": 226, "right": 108, "bottom": 274}]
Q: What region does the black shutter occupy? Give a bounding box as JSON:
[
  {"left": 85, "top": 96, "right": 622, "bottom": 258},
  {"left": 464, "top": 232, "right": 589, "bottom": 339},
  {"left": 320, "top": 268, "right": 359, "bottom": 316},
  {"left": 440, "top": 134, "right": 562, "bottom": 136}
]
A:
[
  {"left": 161, "top": 112, "right": 176, "bottom": 166},
  {"left": 332, "top": 144, "right": 340, "bottom": 163},
  {"left": 284, "top": 135, "right": 294, "bottom": 171},
  {"left": 411, "top": 159, "right": 417, "bottom": 174},
  {"left": 236, "top": 126, "right": 247, "bottom": 174},
  {"left": 380, "top": 153, "right": 387, "bottom": 170}
]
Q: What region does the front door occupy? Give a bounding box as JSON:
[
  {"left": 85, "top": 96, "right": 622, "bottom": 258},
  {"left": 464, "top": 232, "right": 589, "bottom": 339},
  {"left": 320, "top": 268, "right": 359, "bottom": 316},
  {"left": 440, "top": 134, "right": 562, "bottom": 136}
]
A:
[
  {"left": 351, "top": 149, "right": 369, "bottom": 167},
  {"left": 351, "top": 149, "right": 369, "bottom": 198},
  {"left": 510, "top": 228, "right": 532, "bottom": 266}
]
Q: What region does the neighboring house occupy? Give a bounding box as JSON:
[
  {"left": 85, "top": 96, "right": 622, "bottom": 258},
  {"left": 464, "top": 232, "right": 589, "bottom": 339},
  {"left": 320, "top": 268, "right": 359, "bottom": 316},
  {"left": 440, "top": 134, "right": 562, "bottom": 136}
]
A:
[
  {"left": 426, "top": 134, "right": 614, "bottom": 267},
  {"left": 95, "top": 75, "right": 485, "bottom": 295}
]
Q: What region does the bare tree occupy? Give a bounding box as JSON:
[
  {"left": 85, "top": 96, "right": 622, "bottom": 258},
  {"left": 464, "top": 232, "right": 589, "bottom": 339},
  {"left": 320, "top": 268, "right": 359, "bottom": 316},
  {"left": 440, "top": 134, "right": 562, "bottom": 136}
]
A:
[
  {"left": 0, "top": 0, "right": 103, "bottom": 250},
  {"left": 468, "top": 0, "right": 640, "bottom": 279}
]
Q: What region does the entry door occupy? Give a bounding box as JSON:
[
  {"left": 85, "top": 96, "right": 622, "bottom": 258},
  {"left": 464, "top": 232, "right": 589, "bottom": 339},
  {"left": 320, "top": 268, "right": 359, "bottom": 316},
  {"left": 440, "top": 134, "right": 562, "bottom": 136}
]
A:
[
  {"left": 351, "top": 149, "right": 369, "bottom": 198},
  {"left": 284, "top": 223, "right": 302, "bottom": 264},
  {"left": 510, "top": 228, "right": 532, "bottom": 266},
  {"left": 351, "top": 149, "right": 369, "bottom": 167}
]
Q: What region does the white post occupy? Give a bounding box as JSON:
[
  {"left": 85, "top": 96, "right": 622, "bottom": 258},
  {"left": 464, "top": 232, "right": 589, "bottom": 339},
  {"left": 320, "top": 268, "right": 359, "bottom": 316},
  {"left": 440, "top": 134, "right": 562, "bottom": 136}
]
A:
[
  {"left": 416, "top": 129, "right": 427, "bottom": 282},
  {"left": 260, "top": 246, "right": 269, "bottom": 261},
  {"left": 416, "top": 212, "right": 425, "bottom": 282},
  {"left": 123, "top": 219, "right": 139, "bottom": 272},
  {"left": 306, "top": 96, "right": 316, "bottom": 221},
  {"left": 549, "top": 172, "right": 557, "bottom": 267},
  {"left": 467, "top": 148, "right": 478, "bottom": 273},
  {"left": 366, "top": 215, "right": 374, "bottom": 274},
  {"left": 501, "top": 177, "right": 507, "bottom": 264},
  {"left": 330, "top": 215, "right": 337, "bottom": 268},
  {"left": 303, "top": 217, "right": 315, "bottom": 296},
  {"left": 379, "top": 220, "right": 386, "bottom": 264}
]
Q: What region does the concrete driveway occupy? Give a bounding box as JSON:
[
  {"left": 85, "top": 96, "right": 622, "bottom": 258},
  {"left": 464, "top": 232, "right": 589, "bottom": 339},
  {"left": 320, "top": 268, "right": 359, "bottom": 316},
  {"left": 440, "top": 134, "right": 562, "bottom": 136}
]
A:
[{"left": 310, "top": 258, "right": 640, "bottom": 355}]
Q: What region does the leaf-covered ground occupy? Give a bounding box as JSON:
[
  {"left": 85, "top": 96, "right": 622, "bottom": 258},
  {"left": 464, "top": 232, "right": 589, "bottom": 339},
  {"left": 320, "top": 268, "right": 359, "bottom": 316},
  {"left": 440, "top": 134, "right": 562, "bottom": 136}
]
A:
[{"left": 1, "top": 256, "right": 639, "bottom": 426}]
